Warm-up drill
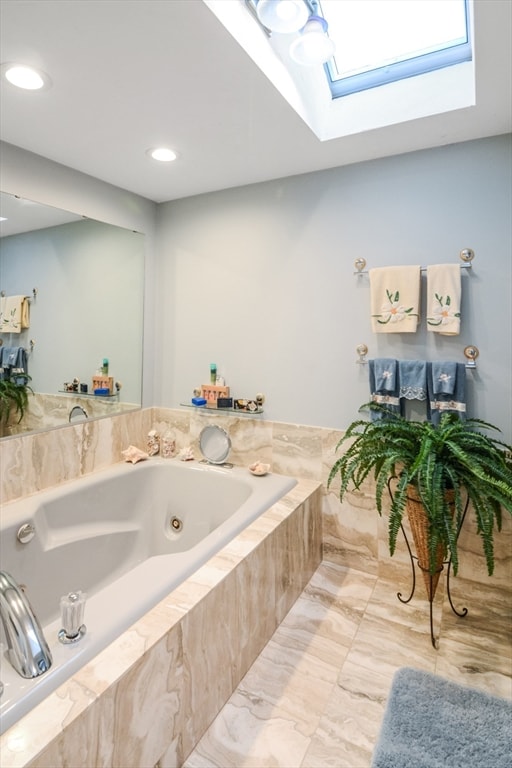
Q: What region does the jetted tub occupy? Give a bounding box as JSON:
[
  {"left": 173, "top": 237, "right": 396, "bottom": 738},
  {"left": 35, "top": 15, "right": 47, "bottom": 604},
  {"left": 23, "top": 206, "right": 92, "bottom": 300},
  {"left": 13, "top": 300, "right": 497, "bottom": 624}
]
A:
[{"left": 0, "top": 457, "right": 297, "bottom": 734}]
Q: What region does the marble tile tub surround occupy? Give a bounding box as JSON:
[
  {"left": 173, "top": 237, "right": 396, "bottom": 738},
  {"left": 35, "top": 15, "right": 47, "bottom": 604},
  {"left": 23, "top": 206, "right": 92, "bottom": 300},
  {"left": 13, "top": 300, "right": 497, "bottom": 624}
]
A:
[
  {"left": 0, "top": 476, "right": 322, "bottom": 768},
  {"left": 2, "top": 392, "right": 138, "bottom": 437},
  {"left": 1, "top": 406, "right": 510, "bottom": 592},
  {"left": 0, "top": 407, "right": 153, "bottom": 503}
]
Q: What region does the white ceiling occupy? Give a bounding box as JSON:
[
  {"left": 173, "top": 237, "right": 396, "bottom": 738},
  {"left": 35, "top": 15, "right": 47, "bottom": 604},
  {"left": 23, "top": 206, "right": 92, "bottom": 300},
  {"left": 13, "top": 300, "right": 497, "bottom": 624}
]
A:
[{"left": 1, "top": 0, "right": 511, "bottom": 205}]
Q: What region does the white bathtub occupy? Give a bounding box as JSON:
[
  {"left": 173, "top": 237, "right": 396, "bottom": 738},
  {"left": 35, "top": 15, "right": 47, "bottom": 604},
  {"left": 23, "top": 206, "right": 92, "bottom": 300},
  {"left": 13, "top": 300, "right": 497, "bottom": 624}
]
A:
[{"left": 0, "top": 457, "right": 297, "bottom": 734}]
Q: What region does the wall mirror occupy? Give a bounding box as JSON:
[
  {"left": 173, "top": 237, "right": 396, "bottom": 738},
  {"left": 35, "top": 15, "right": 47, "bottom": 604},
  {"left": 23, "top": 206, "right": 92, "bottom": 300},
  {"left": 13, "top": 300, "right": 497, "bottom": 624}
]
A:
[{"left": 0, "top": 192, "right": 144, "bottom": 438}]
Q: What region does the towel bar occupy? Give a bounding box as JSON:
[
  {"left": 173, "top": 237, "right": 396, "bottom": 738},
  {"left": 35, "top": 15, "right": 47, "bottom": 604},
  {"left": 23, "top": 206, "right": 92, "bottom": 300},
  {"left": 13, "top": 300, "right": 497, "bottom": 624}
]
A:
[
  {"left": 353, "top": 347, "right": 479, "bottom": 370},
  {"left": 0, "top": 288, "right": 37, "bottom": 300},
  {"left": 354, "top": 249, "right": 475, "bottom": 275}
]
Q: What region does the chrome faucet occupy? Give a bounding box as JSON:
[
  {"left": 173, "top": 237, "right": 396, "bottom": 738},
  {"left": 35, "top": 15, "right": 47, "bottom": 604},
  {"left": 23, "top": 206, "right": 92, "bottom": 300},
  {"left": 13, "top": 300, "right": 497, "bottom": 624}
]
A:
[
  {"left": 0, "top": 571, "right": 52, "bottom": 678},
  {"left": 69, "top": 404, "right": 88, "bottom": 422}
]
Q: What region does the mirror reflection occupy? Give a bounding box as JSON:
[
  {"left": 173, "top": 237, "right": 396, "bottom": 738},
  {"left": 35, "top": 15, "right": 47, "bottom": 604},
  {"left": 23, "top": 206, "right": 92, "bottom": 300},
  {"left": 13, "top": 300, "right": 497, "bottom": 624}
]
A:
[{"left": 0, "top": 192, "right": 144, "bottom": 438}]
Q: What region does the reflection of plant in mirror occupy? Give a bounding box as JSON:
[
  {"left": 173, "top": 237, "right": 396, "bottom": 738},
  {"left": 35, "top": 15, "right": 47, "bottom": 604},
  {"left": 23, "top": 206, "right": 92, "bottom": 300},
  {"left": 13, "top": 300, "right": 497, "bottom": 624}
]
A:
[{"left": 0, "top": 373, "right": 33, "bottom": 428}]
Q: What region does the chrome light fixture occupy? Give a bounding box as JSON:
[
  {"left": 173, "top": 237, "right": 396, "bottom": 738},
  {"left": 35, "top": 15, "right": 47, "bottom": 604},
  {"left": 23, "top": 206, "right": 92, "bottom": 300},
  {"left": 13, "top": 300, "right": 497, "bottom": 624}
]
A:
[
  {"left": 255, "top": 0, "right": 310, "bottom": 33},
  {"left": 289, "top": 14, "right": 335, "bottom": 66},
  {"left": 254, "top": 0, "right": 335, "bottom": 66}
]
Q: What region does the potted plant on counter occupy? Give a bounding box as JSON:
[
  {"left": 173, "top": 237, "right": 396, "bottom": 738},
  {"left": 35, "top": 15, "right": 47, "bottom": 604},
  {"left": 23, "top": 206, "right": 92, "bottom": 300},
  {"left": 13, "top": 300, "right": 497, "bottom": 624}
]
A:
[{"left": 328, "top": 405, "right": 512, "bottom": 602}]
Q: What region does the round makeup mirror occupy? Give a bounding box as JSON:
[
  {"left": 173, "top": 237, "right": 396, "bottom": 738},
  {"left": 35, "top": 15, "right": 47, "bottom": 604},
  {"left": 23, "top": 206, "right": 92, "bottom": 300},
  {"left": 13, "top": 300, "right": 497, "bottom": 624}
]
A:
[{"left": 199, "top": 425, "right": 231, "bottom": 464}]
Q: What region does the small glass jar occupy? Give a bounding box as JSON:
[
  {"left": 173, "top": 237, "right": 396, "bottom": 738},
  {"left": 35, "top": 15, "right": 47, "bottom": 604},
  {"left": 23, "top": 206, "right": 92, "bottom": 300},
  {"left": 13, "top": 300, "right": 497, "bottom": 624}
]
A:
[
  {"left": 162, "top": 430, "right": 176, "bottom": 458},
  {"left": 146, "top": 429, "right": 160, "bottom": 456}
]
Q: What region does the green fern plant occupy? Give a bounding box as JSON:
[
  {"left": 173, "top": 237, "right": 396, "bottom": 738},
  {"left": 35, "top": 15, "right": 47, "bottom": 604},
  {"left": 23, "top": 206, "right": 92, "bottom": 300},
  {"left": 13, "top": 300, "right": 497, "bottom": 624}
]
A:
[
  {"left": 0, "top": 373, "right": 33, "bottom": 427},
  {"left": 327, "top": 404, "right": 512, "bottom": 576}
]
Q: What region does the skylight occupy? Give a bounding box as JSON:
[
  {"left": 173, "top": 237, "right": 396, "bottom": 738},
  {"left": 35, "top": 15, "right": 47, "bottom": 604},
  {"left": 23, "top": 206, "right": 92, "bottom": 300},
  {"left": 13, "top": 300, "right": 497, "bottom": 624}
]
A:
[
  {"left": 210, "top": 0, "right": 476, "bottom": 144},
  {"left": 320, "top": 0, "right": 471, "bottom": 98}
]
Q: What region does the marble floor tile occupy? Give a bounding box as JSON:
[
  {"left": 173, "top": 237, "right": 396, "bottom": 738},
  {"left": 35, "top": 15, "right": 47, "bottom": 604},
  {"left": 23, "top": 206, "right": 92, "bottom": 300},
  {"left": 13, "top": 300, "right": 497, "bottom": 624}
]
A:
[
  {"left": 183, "top": 688, "right": 312, "bottom": 768},
  {"left": 265, "top": 561, "right": 376, "bottom": 669},
  {"left": 236, "top": 638, "right": 338, "bottom": 738},
  {"left": 344, "top": 611, "right": 438, "bottom": 679},
  {"left": 184, "top": 562, "right": 512, "bottom": 768},
  {"left": 433, "top": 638, "right": 512, "bottom": 698},
  {"left": 301, "top": 660, "right": 392, "bottom": 768}
]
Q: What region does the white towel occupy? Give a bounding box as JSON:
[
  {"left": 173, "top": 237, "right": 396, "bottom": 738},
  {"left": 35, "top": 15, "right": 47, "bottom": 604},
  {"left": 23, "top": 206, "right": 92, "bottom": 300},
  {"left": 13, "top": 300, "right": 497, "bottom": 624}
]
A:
[
  {"left": 426, "top": 264, "right": 461, "bottom": 335},
  {"left": 0, "top": 295, "right": 29, "bottom": 333},
  {"left": 369, "top": 266, "right": 421, "bottom": 333}
]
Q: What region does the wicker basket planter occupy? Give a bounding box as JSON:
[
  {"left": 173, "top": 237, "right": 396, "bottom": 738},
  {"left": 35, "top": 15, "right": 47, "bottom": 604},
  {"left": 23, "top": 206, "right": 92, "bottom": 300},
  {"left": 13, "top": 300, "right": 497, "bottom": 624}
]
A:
[{"left": 406, "top": 486, "right": 455, "bottom": 601}]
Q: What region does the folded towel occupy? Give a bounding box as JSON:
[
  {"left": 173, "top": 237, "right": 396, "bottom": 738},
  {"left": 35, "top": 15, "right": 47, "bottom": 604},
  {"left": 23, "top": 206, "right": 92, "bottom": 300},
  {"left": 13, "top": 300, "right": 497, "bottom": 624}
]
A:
[
  {"left": 3, "top": 347, "right": 19, "bottom": 367},
  {"left": 431, "top": 361, "right": 458, "bottom": 394},
  {"left": 369, "top": 358, "right": 401, "bottom": 420},
  {"left": 0, "top": 346, "right": 28, "bottom": 382},
  {"left": 372, "top": 358, "right": 397, "bottom": 391},
  {"left": 0, "top": 295, "right": 29, "bottom": 333},
  {"left": 369, "top": 266, "right": 421, "bottom": 333},
  {"left": 426, "top": 264, "right": 461, "bottom": 335},
  {"left": 427, "top": 362, "right": 466, "bottom": 424},
  {"left": 399, "top": 360, "right": 427, "bottom": 401}
]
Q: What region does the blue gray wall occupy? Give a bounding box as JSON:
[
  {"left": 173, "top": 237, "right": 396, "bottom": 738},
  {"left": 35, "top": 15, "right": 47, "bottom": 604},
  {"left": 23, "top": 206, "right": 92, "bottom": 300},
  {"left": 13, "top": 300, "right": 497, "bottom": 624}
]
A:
[{"left": 155, "top": 135, "right": 512, "bottom": 441}]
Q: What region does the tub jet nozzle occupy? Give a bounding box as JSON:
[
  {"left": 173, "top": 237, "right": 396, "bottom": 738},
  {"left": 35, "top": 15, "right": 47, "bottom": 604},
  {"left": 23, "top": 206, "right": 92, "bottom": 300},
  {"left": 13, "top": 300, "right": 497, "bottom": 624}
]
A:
[{"left": 58, "top": 591, "right": 87, "bottom": 644}]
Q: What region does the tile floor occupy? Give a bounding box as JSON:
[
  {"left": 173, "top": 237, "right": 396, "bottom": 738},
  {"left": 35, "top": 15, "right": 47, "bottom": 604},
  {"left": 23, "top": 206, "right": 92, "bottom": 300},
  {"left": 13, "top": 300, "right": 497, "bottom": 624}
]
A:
[{"left": 184, "top": 561, "right": 512, "bottom": 768}]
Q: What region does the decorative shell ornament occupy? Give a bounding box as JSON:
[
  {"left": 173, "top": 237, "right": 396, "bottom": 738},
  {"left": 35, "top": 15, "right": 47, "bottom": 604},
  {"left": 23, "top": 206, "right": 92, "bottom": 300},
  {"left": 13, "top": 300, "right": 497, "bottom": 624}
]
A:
[
  {"left": 122, "top": 445, "right": 149, "bottom": 464},
  {"left": 177, "top": 446, "right": 194, "bottom": 461},
  {"left": 249, "top": 461, "right": 270, "bottom": 476},
  {"left": 146, "top": 429, "right": 160, "bottom": 456}
]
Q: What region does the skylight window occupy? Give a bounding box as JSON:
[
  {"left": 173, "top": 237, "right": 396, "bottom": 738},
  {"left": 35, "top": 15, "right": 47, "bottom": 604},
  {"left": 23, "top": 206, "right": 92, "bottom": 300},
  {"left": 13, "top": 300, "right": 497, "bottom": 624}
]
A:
[{"left": 321, "top": 0, "right": 471, "bottom": 98}]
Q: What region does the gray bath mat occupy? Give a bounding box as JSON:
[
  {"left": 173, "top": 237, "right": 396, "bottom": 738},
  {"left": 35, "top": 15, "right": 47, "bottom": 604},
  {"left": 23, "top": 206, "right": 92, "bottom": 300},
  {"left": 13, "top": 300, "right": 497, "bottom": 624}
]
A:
[{"left": 372, "top": 667, "right": 512, "bottom": 768}]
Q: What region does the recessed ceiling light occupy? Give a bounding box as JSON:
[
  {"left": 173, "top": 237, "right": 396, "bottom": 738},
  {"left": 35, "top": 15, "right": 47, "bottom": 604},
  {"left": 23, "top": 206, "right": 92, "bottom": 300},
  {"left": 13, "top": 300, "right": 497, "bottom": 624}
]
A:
[
  {"left": 146, "top": 147, "right": 178, "bottom": 162},
  {"left": 1, "top": 63, "right": 51, "bottom": 90}
]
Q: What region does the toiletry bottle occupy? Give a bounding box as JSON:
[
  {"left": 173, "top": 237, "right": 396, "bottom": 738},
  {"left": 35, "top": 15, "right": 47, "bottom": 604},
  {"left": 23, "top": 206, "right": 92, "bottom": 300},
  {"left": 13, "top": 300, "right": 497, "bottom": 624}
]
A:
[
  {"left": 210, "top": 363, "right": 217, "bottom": 384},
  {"left": 102, "top": 358, "right": 109, "bottom": 375}
]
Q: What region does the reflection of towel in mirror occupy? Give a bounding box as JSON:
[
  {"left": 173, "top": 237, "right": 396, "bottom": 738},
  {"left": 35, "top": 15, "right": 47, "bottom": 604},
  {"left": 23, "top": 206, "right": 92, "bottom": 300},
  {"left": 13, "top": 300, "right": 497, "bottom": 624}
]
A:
[
  {"left": 399, "top": 360, "right": 427, "bottom": 401},
  {"left": 427, "top": 362, "right": 466, "bottom": 424},
  {"left": 369, "top": 266, "right": 421, "bottom": 333},
  {"left": 0, "top": 346, "right": 28, "bottom": 382},
  {"left": 369, "top": 358, "right": 401, "bottom": 420},
  {"left": 426, "top": 264, "right": 461, "bottom": 335},
  {"left": 0, "top": 295, "right": 30, "bottom": 333}
]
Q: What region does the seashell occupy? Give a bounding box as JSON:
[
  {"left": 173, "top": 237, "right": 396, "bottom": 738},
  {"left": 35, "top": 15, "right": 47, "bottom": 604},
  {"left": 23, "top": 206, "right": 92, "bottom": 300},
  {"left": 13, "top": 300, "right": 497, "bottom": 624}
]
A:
[
  {"left": 146, "top": 429, "right": 160, "bottom": 456},
  {"left": 178, "top": 446, "right": 194, "bottom": 461},
  {"left": 249, "top": 461, "right": 270, "bottom": 476},
  {"left": 122, "top": 445, "right": 149, "bottom": 464}
]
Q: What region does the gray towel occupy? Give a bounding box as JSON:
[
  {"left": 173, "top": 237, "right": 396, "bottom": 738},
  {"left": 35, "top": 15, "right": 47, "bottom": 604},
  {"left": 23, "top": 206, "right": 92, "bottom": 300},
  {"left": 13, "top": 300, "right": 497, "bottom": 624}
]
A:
[
  {"left": 427, "top": 362, "right": 466, "bottom": 424},
  {"left": 0, "top": 346, "right": 28, "bottom": 382},
  {"left": 0, "top": 347, "right": 13, "bottom": 380},
  {"left": 372, "top": 358, "right": 397, "bottom": 391},
  {"left": 369, "top": 359, "right": 400, "bottom": 420},
  {"left": 399, "top": 360, "right": 427, "bottom": 401},
  {"left": 431, "top": 361, "right": 458, "bottom": 394}
]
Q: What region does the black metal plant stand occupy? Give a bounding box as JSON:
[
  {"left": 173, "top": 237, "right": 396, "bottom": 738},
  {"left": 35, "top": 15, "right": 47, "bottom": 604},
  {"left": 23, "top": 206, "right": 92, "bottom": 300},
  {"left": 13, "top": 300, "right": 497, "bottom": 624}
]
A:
[{"left": 395, "top": 496, "right": 470, "bottom": 649}]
